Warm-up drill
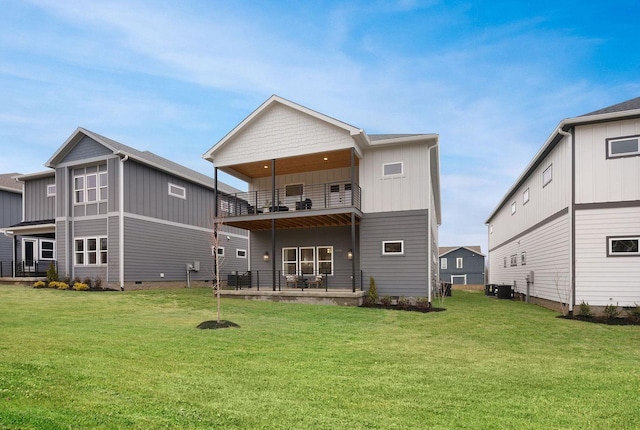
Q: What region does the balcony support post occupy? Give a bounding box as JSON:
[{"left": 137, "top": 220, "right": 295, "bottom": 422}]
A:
[{"left": 271, "top": 159, "right": 277, "bottom": 291}]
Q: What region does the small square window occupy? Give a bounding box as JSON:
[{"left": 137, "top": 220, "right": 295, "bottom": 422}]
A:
[
  {"left": 212, "top": 246, "right": 225, "bottom": 257},
  {"left": 47, "top": 184, "right": 56, "bottom": 197},
  {"left": 168, "top": 183, "right": 186, "bottom": 199},
  {"left": 607, "top": 135, "right": 640, "bottom": 158},
  {"left": 236, "top": 249, "right": 247, "bottom": 259},
  {"left": 543, "top": 165, "right": 553, "bottom": 187},
  {"left": 382, "top": 162, "right": 403, "bottom": 177},
  {"left": 608, "top": 237, "right": 639, "bottom": 256},
  {"left": 382, "top": 240, "right": 404, "bottom": 255}
]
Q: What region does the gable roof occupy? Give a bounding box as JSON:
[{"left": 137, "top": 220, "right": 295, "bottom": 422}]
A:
[
  {"left": 486, "top": 96, "right": 640, "bottom": 223},
  {"left": 439, "top": 246, "right": 485, "bottom": 257},
  {"left": 0, "top": 173, "right": 23, "bottom": 193},
  {"left": 46, "top": 128, "right": 240, "bottom": 195}
]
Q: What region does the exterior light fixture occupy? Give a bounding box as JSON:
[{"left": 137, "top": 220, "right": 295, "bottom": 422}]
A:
[
  {"left": 347, "top": 249, "right": 353, "bottom": 260},
  {"left": 323, "top": 157, "right": 328, "bottom": 161},
  {"left": 263, "top": 251, "right": 270, "bottom": 262}
]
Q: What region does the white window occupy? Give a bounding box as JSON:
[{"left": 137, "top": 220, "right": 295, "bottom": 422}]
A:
[
  {"left": 382, "top": 240, "right": 404, "bottom": 255},
  {"left": 236, "top": 249, "right": 247, "bottom": 259},
  {"left": 510, "top": 254, "right": 517, "bottom": 267},
  {"left": 607, "top": 135, "right": 640, "bottom": 158},
  {"left": 317, "top": 246, "right": 333, "bottom": 275},
  {"left": 300, "top": 247, "right": 315, "bottom": 275},
  {"left": 212, "top": 246, "right": 225, "bottom": 257},
  {"left": 285, "top": 183, "right": 303, "bottom": 198},
  {"left": 168, "top": 183, "right": 186, "bottom": 199},
  {"left": 382, "top": 162, "right": 403, "bottom": 177},
  {"left": 521, "top": 252, "right": 527, "bottom": 266},
  {"left": 456, "top": 257, "right": 463, "bottom": 269},
  {"left": 440, "top": 258, "right": 447, "bottom": 269},
  {"left": 47, "top": 184, "right": 56, "bottom": 197},
  {"left": 543, "top": 165, "right": 553, "bottom": 187},
  {"left": 503, "top": 257, "right": 507, "bottom": 268},
  {"left": 74, "top": 168, "right": 107, "bottom": 204},
  {"left": 40, "top": 240, "right": 55, "bottom": 260},
  {"left": 74, "top": 237, "right": 107, "bottom": 265},
  {"left": 608, "top": 237, "right": 640, "bottom": 256},
  {"left": 523, "top": 188, "right": 529, "bottom": 204},
  {"left": 282, "top": 247, "right": 298, "bottom": 275},
  {"left": 511, "top": 202, "right": 516, "bottom": 215}
]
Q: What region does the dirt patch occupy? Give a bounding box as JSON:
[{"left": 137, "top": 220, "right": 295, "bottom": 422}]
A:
[
  {"left": 559, "top": 315, "right": 640, "bottom": 326},
  {"left": 196, "top": 320, "right": 240, "bottom": 330}
]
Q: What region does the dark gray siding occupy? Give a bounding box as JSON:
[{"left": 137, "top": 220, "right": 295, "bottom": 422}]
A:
[
  {"left": 360, "top": 210, "right": 429, "bottom": 297},
  {"left": 439, "top": 248, "right": 485, "bottom": 284},
  {"left": 56, "top": 220, "right": 70, "bottom": 278},
  {"left": 61, "top": 136, "right": 112, "bottom": 163},
  {"left": 0, "top": 190, "right": 22, "bottom": 264},
  {"left": 24, "top": 177, "right": 55, "bottom": 222},
  {"left": 123, "top": 160, "right": 216, "bottom": 229},
  {"left": 122, "top": 216, "right": 247, "bottom": 283},
  {"left": 250, "top": 226, "right": 357, "bottom": 289}
]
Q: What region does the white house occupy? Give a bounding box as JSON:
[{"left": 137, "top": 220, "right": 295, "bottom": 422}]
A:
[{"left": 486, "top": 96, "right": 640, "bottom": 312}]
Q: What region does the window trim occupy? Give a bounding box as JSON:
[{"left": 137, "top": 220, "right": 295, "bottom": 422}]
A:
[
  {"left": 521, "top": 251, "right": 526, "bottom": 266},
  {"left": 382, "top": 162, "right": 403, "bottom": 178},
  {"left": 511, "top": 201, "right": 516, "bottom": 215},
  {"left": 74, "top": 236, "right": 107, "bottom": 266},
  {"left": 236, "top": 249, "right": 247, "bottom": 259},
  {"left": 456, "top": 257, "right": 463, "bottom": 269},
  {"left": 285, "top": 183, "right": 304, "bottom": 198},
  {"left": 316, "top": 246, "right": 334, "bottom": 276},
  {"left": 440, "top": 257, "right": 447, "bottom": 270},
  {"left": 523, "top": 188, "right": 529, "bottom": 205},
  {"left": 382, "top": 240, "right": 404, "bottom": 255},
  {"left": 74, "top": 168, "right": 108, "bottom": 204},
  {"left": 510, "top": 254, "right": 517, "bottom": 267},
  {"left": 607, "top": 236, "right": 640, "bottom": 257},
  {"left": 168, "top": 183, "right": 186, "bottom": 199},
  {"left": 606, "top": 135, "right": 640, "bottom": 159},
  {"left": 47, "top": 184, "right": 56, "bottom": 197},
  {"left": 212, "top": 246, "right": 225, "bottom": 257},
  {"left": 542, "top": 164, "right": 553, "bottom": 187},
  {"left": 40, "top": 239, "right": 56, "bottom": 260}
]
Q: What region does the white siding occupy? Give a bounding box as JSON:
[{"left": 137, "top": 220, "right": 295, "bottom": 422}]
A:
[
  {"left": 488, "top": 136, "right": 571, "bottom": 250},
  {"left": 575, "top": 118, "right": 640, "bottom": 204},
  {"left": 360, "top": 143, "right": 429, "bottom": 213},
  {"left": 213, "top": 104, "right": 355, "bottom": 166},
  {"left": 575, "top": 206, "right": 640, "bottom": 306},
  {"left": 489, "top": 213, "right": 570, "bottom": 303}
]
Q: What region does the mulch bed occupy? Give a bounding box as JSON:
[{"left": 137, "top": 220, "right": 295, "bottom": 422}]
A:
[
  {"left": 197, "top": 320, "right": 240, "bottom": 330},
  {"left": 559, "top": 315, "right": 640, "bottom": 326},
  {"left": 361, "top": 304, "right": 446, "bottom": 313}
]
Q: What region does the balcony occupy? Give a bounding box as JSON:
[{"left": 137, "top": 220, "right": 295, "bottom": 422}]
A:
[{"left": 218, "top": 182, "right": 362, "bottom": 231}]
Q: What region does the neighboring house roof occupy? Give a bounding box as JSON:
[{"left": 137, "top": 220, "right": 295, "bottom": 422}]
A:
[
  {"left": 46, "top": 128, "right": 240, "bottom": 195},
  {"left": 0, "top": 173, "right": 23, "bottom": 193},
  {"left": 486, "top": 96, "right": 640, "bottom": 223},
  {"left": 439, "top": 246, "right": 485, "bottom": 257}
]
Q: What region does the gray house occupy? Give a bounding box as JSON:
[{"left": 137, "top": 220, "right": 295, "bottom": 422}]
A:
[
  {"left": 0, "top": 173, "right": 23, "bottom": 277},
  {"left": 1, "top": 128, "right": 248, "bottom": 289},
  {"left": 439, "top": 246, "right": 485, "bottom": 285},
  {"left": 203, "top": 95, "right": 442, "bottom": 301}
]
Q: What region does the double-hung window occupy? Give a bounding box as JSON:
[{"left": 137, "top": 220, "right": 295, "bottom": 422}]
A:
[
  {"left": 456, "top": 257, "right": 463, "bottom": 269},
  {"left": 282, "top": 246, "right": 333, "bottom": 275},
  {"left": 74, "top": 167, "right": 107, "bottom": 204},
  {"left": 74, "top": 237, "right": 107, "bottom": 265},
  {"left": 440, "top": 258, "right": 448, "bottom": 269}
]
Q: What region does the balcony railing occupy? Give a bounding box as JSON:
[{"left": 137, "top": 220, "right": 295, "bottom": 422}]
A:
[
  {"left": 221, "top": 268, "right": 364, "bottom": 292},
  {"left": 0, "top": 261, "right": 57, "bottom": 278},
  {"left": 219, "top": 182, "right": 361, "bottom": 217}
]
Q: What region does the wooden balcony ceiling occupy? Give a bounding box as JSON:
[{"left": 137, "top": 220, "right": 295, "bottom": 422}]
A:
[
  {"left": 230, "top": 149, "right": 359, "bottom": 179},
  {"left": 224, "top": 212, "right": 360, "bottom": 231}
]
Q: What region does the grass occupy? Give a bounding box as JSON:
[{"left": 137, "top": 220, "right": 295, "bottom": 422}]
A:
[{"left": 0, "top": 286, "right": 638, "bottom": 429}]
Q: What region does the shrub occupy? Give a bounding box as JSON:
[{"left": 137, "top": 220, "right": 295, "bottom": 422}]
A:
[
  {"left": 46, "top": 263, "right": 58, "bottom": 283},
  {"left": 397, "top": 296, "right": 412, "bottom": 310},
  {"left": 415, "top": 297, "right": 431, "bottom": 310},
  {"left": 57, "top": 282, "right": 70, "bottom": 290},
  {"left": 363, "top": 277, "right": 378, "bottom": 306},
  {"left": 73, "top": 282, "right": 89, "bottom": 291},
  {"left": 380, "top": 295, "right": 392, "bottom": 306},
  {"left": 626, "top": 304, "right": 640, "bottom": 323},
  {"left": 47, "top": 281, "right": 58, "bottom": 288},
  {"left": 82, "top": 277, "right": 93, "bottom": 288},
  {"left": 603, "top": 303, "right": 619, "bottom": 320},
  {"left": 93, "top": 277, "right": 102, "bottom": 289},
  {"left": 60, "top": 276, "right": 71, "bottom": 285},
  {"left": 578, "top": 301, "right": 592, "bottom": 318},
  {"left": 33, "top": 281, "right": 46, "bottom": 288}
]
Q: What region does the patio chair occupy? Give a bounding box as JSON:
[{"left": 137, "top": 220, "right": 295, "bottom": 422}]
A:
[
  {"left": 307, "top": 274, "right": 325, "bottom": 288},
  {"left": 285, "top": 274, "right": 300, "bottom": 288}
]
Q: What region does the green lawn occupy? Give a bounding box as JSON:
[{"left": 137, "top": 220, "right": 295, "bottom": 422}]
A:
[{"left": 0, "top": 286, "right": 638, "bottom": 429}]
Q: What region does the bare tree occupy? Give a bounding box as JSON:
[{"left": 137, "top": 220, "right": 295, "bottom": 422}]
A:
[{"left": 211, "top": 215, "right": 226, "bottom": 324}]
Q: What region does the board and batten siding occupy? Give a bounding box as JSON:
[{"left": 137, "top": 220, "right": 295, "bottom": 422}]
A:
[
  {"left": 123, "top": 160, "right": 216, "bottom": 229},
  {"left": 575, "top": 206, "right": 640, "bottom": 306},
  {"left": 23, "top": 176, "right": 55, "bottom": 222},
  {"left": 360, "top": 210, "right": 429, "bottom": 297},
  {"left": 489, "top": 211, "right": 570, "bottom": 303},
  {"left": 0, "top": 189, "right": 22, "bottom": 263},
  {"left": 360, "top": 143, "right": 430, "bottom": 213},
  {"left": 213, "top": 103, "right": 356, "bottom": 167},
  {"left": 574, "top": 118, "right": 640, "bottom": 204},
  {"left": 488, "top": 136, "right": 571, "bottom": 251}
]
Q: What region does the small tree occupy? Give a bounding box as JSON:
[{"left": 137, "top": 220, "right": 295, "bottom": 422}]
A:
[
  {"left": 365, "top": 276, "right": 379, "bottom": 306},
  {"left": 211, "top": 215, "right": 226, "bottom": 324},
  {"left": 46, "top": 263, "right": 58, "bottom": 284}
]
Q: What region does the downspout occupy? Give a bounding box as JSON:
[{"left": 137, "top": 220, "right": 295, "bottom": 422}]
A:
[
  {"left": 350, "top": 148, "right": 356, "bottom": 292},
  {"left": 118, "top": 153, "right": 129, "bottom": 291},
  {"left": 271, "top": 159, "right": 276, "bottom": 291},
  {"left": 557, "top": 125, "right": 574, "bottom": 313}
]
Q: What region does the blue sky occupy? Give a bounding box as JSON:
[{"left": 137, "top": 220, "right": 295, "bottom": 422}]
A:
[{"left": 1, "top": 0, "right": 639, "bottom": 254}]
